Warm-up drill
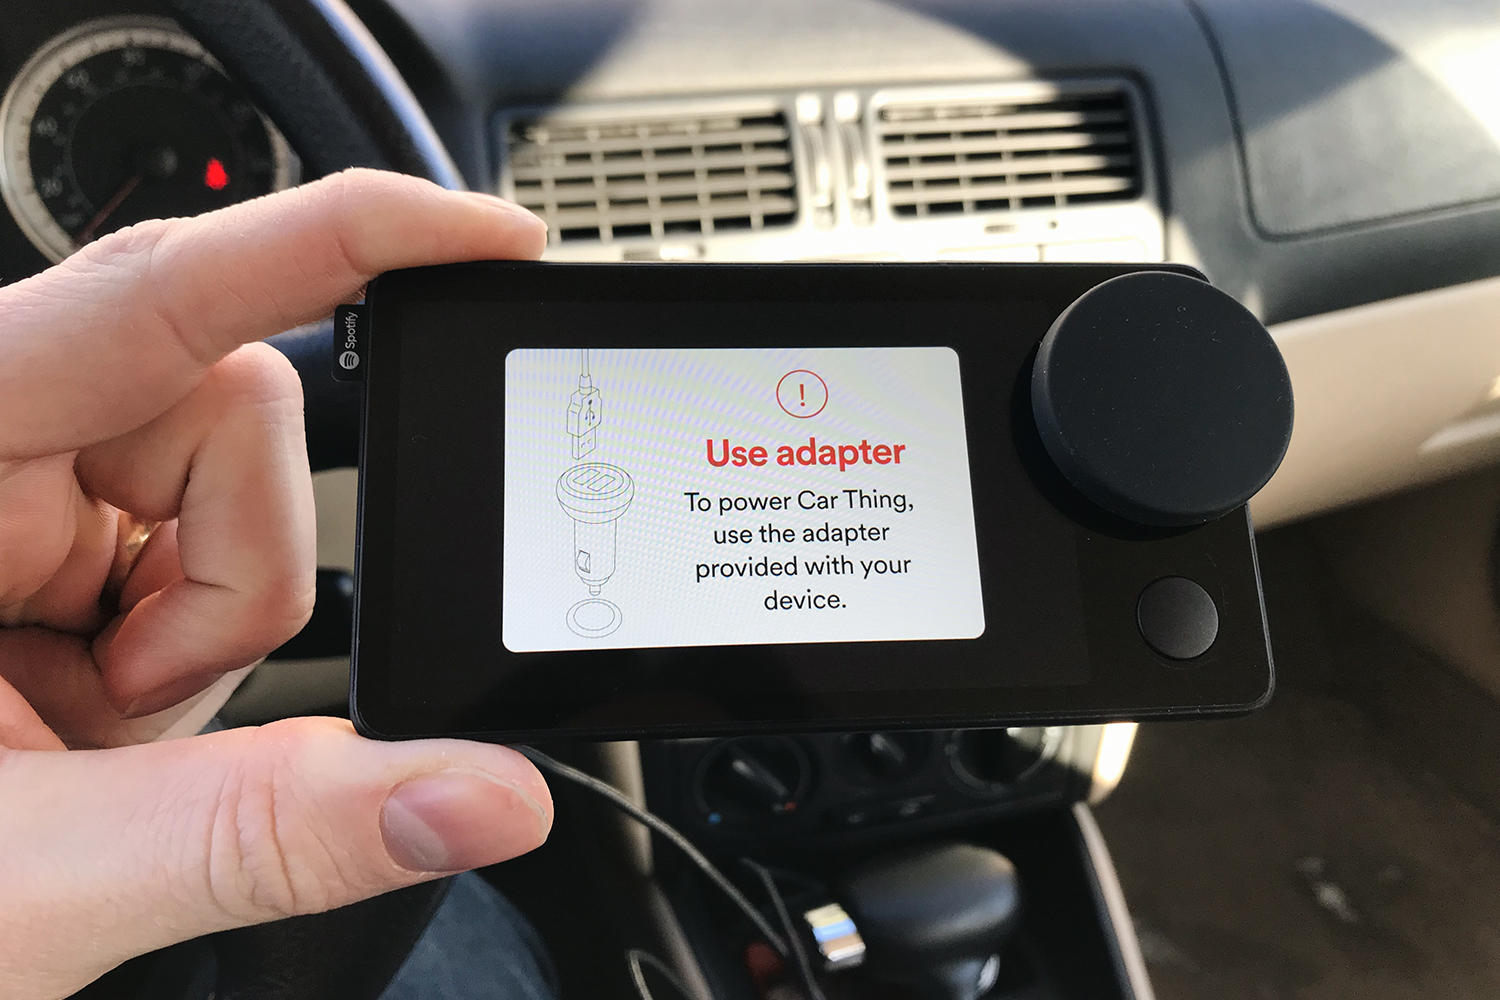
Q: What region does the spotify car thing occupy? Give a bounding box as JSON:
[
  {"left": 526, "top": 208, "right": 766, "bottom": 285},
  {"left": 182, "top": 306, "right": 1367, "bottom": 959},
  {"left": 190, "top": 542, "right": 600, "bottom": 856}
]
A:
[{"left": 348, "top": 262, "right": 1292, "bottom": 743}]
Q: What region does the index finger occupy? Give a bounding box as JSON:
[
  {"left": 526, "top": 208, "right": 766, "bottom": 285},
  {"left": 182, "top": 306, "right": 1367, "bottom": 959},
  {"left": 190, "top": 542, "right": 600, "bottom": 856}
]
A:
[{"left": 0, "top": 168, "right": 546, "bottom": 460}]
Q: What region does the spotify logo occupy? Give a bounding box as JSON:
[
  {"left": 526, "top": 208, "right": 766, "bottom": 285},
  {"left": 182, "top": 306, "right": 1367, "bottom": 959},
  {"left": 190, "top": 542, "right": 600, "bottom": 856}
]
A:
[{"left": 330, "top": 306, "right": 365, "bottom": 382}]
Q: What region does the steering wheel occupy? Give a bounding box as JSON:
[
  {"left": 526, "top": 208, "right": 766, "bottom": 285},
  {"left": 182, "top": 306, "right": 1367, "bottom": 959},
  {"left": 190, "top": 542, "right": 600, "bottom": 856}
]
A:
[
  {"left": 166, "top": 0, "right": 462, "bottom": 188},
  {"left": 69, "top": 3, "right": 463, "bottom": 998}
]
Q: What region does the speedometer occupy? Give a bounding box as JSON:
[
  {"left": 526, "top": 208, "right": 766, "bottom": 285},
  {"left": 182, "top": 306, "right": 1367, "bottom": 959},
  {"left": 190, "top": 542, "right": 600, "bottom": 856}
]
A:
[{"left": 0, "top": 16, "right": 295, "bottom": 262}]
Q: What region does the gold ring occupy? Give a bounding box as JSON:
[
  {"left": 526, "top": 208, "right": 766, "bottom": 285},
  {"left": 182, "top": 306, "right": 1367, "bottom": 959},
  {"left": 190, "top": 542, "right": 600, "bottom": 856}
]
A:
[{"left": 102, "top": 513, "right": 162, "bottom": 610}]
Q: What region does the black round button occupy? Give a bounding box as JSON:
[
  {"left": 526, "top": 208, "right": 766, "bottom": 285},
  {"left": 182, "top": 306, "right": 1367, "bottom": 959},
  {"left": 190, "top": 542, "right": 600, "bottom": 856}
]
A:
[
  {"left": 1031, "top": 271, "right": 1294, "bottom": 527},
  {"left": 1137, "top": 577, "right": 1219, "bottom": 660}
]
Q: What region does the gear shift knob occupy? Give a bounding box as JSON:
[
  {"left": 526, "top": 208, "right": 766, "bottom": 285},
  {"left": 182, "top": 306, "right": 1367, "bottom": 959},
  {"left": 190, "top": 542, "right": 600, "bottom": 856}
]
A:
[{"left": 838, "top": 843, "right": 1021, "bottom": 1000}]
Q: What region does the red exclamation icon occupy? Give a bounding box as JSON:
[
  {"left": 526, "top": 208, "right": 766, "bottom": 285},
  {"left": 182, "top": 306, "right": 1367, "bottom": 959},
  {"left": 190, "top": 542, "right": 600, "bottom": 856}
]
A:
[{"left": 777, "top": 369, "right": 827, "bottom": 418}]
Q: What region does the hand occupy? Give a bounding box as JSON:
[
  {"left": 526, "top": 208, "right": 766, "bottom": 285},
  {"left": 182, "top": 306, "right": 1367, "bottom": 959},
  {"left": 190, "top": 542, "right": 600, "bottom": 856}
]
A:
[{"left": 0, "top": 169, "right": 554, "bottom": 1000}]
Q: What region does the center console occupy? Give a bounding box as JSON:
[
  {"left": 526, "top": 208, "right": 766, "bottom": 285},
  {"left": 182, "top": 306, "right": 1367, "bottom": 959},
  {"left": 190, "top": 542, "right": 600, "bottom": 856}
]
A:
[
  {"left": 640, "top": 728, "right": 1102, "bottom": 850},
  {"left": 638, "top": 731, "right": 1152, "bottom": 1000}
]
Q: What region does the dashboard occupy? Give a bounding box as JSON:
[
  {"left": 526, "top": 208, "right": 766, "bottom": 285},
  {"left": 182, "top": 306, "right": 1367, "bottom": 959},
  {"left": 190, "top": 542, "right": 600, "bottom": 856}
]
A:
[
  {"left": 359, "top": 0, "right": 1500, "bottom": 321},
  {"left": 8, "top": 0, "right": 1500, "bottom": 311},
  {"left": 5, "top": 0, "right": 1500, "bottom": 532}
]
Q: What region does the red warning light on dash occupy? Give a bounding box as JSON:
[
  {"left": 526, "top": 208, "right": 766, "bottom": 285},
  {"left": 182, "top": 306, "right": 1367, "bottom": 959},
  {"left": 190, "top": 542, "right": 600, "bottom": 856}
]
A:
[
  {"left": 203, "top": 158, "right": 230, "bottom": 191},
  {"left": 776, "top": 370, "right": 828, "bottom": 418}
]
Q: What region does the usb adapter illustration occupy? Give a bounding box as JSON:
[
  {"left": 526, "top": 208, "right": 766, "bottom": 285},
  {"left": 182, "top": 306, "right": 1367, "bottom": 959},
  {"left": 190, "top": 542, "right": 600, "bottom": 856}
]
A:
[{"left": 558, "top": 349, "right": 634, "bottom": 637}]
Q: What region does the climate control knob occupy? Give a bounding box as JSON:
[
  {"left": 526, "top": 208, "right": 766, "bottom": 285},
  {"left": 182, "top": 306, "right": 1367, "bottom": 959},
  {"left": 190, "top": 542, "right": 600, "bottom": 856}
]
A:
[
  {"left": 696, "top": 736, "right": 811, "bottom": 824},
  {"left": 945, "top": 728, "right": 1061, "bottom": 793},
  {"left": 841, "top": 731, "right": 932, "bottom": 782}
]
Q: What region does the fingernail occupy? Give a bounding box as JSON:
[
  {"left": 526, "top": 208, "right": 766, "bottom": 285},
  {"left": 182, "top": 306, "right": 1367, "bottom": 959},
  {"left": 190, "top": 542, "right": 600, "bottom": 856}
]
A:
[
  {"left": 119, "top": 671, "right": 226, "bottom": 719},
  {"left": 382, "top": 770, "right": 551, "bottom": 873}
]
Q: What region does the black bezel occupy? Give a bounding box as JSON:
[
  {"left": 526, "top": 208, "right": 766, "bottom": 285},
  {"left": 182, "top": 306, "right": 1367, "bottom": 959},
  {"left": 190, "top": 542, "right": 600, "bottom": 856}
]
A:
[{"left": 352, "top": 262, "right": 1273, "bottom": 742}]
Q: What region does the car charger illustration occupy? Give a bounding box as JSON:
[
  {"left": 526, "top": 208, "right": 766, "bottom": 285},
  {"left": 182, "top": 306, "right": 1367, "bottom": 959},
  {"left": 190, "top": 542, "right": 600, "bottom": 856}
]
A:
[{"left": 558, "top": 349, "right": 634, "bottom": 637}]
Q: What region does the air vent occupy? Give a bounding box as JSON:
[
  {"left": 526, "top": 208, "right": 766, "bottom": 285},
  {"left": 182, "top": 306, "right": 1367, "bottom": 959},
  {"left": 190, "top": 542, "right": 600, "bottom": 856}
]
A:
[
  {"left": 506, "top": 109, "right": 798, "bottom": 243},
  {"left": 879, "top": 90, "right": 1139, "bottom": 218}
]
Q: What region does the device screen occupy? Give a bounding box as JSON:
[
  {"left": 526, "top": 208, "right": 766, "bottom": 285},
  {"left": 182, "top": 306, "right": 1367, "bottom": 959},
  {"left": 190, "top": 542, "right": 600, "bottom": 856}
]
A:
[
  {"left": 357, "top": 264, "right": 1273, "bottom": 740},
  {"left": 502, "top": 347, "right": 986, "bottom": 652}
]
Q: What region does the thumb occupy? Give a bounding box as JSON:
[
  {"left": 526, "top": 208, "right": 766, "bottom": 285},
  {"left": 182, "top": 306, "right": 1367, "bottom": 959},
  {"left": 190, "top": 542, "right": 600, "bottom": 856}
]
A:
[{"left": 0, "top": 717, "right": 552, "bottom": 1000}]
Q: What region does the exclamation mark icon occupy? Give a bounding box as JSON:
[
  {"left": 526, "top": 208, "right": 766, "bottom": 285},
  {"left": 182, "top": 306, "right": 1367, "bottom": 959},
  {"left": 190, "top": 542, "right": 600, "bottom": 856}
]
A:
[{"left": 776, "top": 369, "right": 826, "bottom": 418}]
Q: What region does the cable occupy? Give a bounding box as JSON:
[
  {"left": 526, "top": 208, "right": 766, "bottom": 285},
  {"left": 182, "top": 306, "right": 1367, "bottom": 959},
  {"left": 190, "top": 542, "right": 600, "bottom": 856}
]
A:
[
  {"left": 627, "top": 948, "right": 697, "bottom": 1000},
  {"left": 517, "top": 746, "right": 789, "bottom": 956},
  {"left": 742, "top": 859, "right": 828, "bottom": 1000}
]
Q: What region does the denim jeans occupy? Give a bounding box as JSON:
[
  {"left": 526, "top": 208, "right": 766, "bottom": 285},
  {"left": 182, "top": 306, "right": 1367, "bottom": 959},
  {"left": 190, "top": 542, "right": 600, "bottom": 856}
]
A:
[{"left": 380, "top": 874, "right": 559, "bottom": 1000}]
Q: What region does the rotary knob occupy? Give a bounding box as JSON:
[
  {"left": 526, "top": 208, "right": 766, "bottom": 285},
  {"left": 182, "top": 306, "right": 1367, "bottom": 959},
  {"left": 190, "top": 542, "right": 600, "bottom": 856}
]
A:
[
  {"left": 1030, "top": 271, "right": 1294, "bottom": 527},
  {"left": 697, "top": 737, "right": 811, "bottom": 822}
]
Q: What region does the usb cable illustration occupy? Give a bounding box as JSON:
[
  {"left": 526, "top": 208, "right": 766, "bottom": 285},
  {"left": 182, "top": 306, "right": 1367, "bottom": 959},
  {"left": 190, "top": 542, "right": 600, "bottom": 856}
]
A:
[{"left": 567, "top": 348, "right": 601, "bottom": 459}]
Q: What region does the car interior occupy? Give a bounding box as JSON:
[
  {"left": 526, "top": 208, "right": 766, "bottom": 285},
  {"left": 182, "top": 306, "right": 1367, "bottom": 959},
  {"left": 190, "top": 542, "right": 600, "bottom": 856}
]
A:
[{"left": 4, "top": 1, "right": 1500, "bottom": 998}]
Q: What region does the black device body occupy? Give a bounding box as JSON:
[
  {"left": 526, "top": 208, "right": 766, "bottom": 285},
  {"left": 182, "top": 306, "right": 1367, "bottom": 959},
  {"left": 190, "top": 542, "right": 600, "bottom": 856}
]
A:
[{"left": 351, "top": 262, "right": 1280, "bottom": 742}]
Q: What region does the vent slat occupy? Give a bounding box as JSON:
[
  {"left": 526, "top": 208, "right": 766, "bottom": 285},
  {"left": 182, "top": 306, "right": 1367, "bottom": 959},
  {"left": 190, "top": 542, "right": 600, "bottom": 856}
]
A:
[
  {"left": 889, "top": 175, "right": 1133, "bottom": 208},
  {"left": 884, "top": 151, "right": 1135, "bottom": 182},
  {"left": 879, "top": 90, "right": 1140, "bottom": 218},
  {"left": 511, "top": 148, "right": 793, "bottom": 180},
  {"left": 882, "top": 131, "right": 1131, "bottom": 158},
  {"left": 877, "top": 108, "right": 1126, "bottom": 133},
  {"left": 532, "top": 194, "right": 799, "bottom": 228},
  {"left": 514, "top": 172, "right": 793, "bottom": 202},
  {"left": 514, "top": 124, "right": 790, "bottom": 158},
  {"left": 506, "top": 108, "right": 798, "bottom": 244}
]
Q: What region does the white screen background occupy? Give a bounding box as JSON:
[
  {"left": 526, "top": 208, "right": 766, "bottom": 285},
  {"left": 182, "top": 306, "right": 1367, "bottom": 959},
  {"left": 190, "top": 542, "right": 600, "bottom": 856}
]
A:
[{"left": 502, "top": 347, "right": 986, "bottom": 652}]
